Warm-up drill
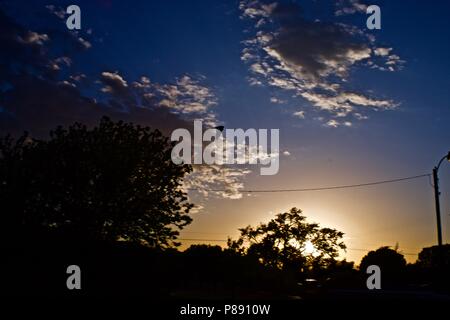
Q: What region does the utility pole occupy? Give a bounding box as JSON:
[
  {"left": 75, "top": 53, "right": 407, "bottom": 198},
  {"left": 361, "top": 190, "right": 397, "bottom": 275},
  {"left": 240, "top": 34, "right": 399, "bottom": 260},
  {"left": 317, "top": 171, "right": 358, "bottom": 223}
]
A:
[
  {"left": 432, "top": 166, "right": 443, "bottom": 247},
  {"left": 432, "top": 151, "right": 450, "bottom": 248}
]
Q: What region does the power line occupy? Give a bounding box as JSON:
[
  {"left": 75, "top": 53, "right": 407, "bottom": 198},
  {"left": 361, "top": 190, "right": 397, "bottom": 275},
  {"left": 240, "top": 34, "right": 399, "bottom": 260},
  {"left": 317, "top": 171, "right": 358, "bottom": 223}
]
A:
[
  {"left": 181, "top": 173, "right": 430, "bottom": 257},
  {"left": 187, "top": 173, "right": 431, "bottom": 193}
]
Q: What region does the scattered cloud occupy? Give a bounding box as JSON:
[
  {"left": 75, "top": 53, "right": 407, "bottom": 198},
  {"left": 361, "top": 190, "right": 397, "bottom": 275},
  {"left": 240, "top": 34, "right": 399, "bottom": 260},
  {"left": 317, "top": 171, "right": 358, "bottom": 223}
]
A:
[
  {"left": 77, "top": 36, "right": 92, "bottom": 49},
  {"left": 293, "top": 110, "right": 305, "bottom": 118},
  {"left": 18, "top": 31, "right": 49, "bottom": 45},
  {"left": 189, "top": 204, "right": 205, "bottom": 214},
  {"left": 324, "top": 119, "right": 353, "bottom": 128},
  {"left": 183, "top": 165, "right": 251, "bottom": 200},
  {"left": 45, "top": 4, "right": 93, "bottom": 51},
  {"left": 239, "top": 0, "right": 404, "bottom": 126},
  {"left": 100, "top": 71, "right": 128, "bottom": 92},
  {"left": 46, "top": 5, "right": 66, "bottom": 19},
  {"left": 335, "top": 0, "right": 368, "bottom": 16},
  {"left": 374, "top": 47, "right": 392, "bottom": 56},
  {"left": 130, "top": 74, "right": 219, "bottom": 127},
  {"left": 157, "top": 76, "right": 218, "bottom": 116},
  {"left": 270, "top": 97, "right": 286, "bottom": 104},
  {"left": 0, "top": 6, "right": 243, "bottom": 202},
  {"left": 325, "top": 119, "right": 340, "bottom": 128}
]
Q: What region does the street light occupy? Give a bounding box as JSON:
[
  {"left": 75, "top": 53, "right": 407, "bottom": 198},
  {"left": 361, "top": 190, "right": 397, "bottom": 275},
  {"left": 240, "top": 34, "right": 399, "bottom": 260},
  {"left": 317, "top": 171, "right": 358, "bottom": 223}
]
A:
[{"left": 432, "top": 151, "right": 450, "bottom": 247}]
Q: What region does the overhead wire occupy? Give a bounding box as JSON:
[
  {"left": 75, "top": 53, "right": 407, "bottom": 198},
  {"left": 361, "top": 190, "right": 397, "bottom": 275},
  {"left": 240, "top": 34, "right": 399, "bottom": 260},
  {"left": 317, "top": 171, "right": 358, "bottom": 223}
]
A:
[{"left": 186, "top": 173, "right": 431, "bottom": 193}]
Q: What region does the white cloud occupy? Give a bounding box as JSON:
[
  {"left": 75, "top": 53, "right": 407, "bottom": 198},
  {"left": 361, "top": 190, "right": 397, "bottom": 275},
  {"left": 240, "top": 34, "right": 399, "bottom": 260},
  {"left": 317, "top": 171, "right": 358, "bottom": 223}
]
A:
[
  {"left": 99, "top": 72, "right": 247, "bottom": 200},
  {"left": 100, "top": 71, "right": 128, "bottom": 93},
  {"left": 183, "top": 165, "right": 251, "bottom": 200},
  {"left": 239, "top": 0, "right": 404, "bottom": 126},
  {"left": 151, "top": 75, "right": 219, "bottom": 125},
  {"left": 270, "top": 97, "right": 286, "bottom": 104},
  {"left": 19, "top": 31, "right": 49, "bottom": 45},
  {"left": 325, "top": 119, "right": 340, "bottom": 128},
  {"left": 293, "top": 110, "right": 305, "bottom": 118},
  {"left": 335, "top": 0, "right": 367, "bottom": 16},
  {"left": 77, "top": 37, "right": 92, "bottom": 49},
  {"left": 374, "top": 47, "right": 392, "bottom": 56}
]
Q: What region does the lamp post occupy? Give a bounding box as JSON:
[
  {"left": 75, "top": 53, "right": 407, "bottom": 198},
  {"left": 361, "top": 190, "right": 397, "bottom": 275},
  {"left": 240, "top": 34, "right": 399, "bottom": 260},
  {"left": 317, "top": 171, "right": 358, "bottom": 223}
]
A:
[{"left": 432, "top": 151, "right": 450, "bottom": 247}]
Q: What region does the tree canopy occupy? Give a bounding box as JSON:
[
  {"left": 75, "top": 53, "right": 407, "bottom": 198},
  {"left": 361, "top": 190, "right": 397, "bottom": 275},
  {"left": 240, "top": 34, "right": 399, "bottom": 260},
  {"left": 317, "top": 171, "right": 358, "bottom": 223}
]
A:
[
  {"left": 359, "top": 246, "right": 407, "bottom": 287},
  {"left": 417, "top": 244, "right": 450, "bottom": 269},
  {"left": 228, "top": 207, "right": 346, "bottom": 272},
  {"left": 359, "top": 246, "right": 406, "bottom": 273},
  {"left": 0, "top": 117, "right": 193, "bottom": 248}
]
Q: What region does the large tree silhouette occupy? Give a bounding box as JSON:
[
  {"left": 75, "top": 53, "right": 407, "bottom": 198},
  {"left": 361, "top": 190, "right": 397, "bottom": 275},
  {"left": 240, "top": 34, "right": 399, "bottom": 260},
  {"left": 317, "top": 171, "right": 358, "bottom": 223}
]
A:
[
  {"left": 228, "top": 208, "right": 346, "bottom": 272},
  {"left": 0, "top": 117, "right": 193, "bottom": 248}
]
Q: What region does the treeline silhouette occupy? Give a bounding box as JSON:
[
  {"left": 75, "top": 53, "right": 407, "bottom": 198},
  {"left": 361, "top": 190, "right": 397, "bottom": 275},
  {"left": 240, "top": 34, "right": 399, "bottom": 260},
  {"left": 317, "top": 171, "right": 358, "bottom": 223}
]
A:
[{"left": 0, "top": 118, "right": 449, "bottom": 298}]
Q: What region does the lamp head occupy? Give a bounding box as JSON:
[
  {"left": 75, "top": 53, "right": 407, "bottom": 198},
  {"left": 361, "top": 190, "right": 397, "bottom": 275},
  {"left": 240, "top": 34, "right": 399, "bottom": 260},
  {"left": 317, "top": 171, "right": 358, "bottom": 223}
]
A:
[{"left": 447, "top": 151, "right": 450, "bottom": 162}]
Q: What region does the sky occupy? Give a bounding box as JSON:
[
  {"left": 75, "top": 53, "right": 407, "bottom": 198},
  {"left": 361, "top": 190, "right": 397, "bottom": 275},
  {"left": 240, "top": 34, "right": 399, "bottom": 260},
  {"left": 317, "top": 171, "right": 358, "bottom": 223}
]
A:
[{"left": 1, "top": 0, "right": 450, "bottom": 263}]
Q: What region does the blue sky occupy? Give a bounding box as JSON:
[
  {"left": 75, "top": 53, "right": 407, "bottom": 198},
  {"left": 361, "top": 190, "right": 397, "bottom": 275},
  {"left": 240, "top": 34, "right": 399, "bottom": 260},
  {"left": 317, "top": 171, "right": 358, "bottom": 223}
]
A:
[{"left": 1, "top": 0, "right": 450, "bottom": 263}]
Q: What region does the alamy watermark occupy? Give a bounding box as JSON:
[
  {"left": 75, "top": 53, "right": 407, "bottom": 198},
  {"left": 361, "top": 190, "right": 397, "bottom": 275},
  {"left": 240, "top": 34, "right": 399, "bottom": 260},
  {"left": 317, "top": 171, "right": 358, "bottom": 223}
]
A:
[
  {"left": 66, "top": 5, "right": 81, "bottom": 30},
  {"left": 366, "top": 5, "right": 381, "bottom": 30},
  {"left": 171, "top": 120, "right": 279, "bottom": 175}
]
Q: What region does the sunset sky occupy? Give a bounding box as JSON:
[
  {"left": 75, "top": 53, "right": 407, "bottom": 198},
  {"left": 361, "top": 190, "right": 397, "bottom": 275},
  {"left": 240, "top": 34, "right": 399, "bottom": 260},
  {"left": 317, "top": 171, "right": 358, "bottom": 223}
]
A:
[{"left": 1, "top": 0, "right": 450, "bottom": 263}]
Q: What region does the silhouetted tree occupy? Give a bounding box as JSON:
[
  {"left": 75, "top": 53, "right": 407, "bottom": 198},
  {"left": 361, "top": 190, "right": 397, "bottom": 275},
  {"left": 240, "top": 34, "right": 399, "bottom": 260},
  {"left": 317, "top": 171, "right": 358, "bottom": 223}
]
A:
[
  {"left": 0, "top": 117, "right": 193, "bottom": 248},
  {"left": 414, "top": 244, "right": 450, "bottom": 290},
  {"left": 180, "top": 244, "right": 294, "bottom": 297},
  {"left": 359, "top": 246, "right": 406, "bottom": 287},
  {"left": 323, "top": 259, "right": 360, "bottom": 289},
  {"left": 228, "top": 208, "right": 346, "bottom": 273},
  {"left": 416, "top": 244, "right": 450, "bottom": 269}
]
